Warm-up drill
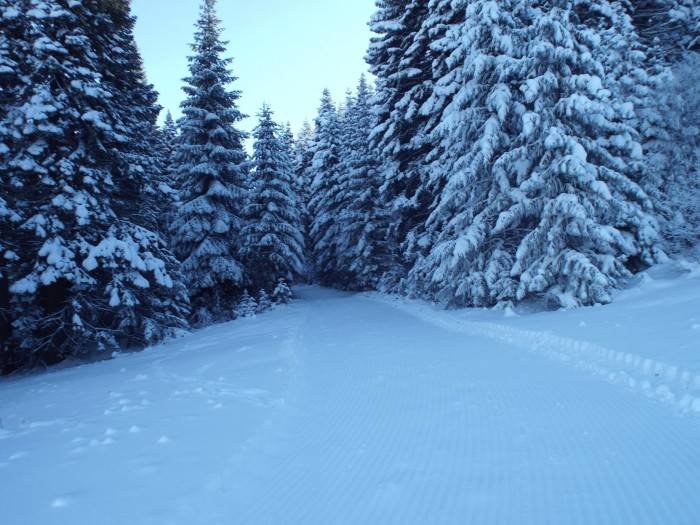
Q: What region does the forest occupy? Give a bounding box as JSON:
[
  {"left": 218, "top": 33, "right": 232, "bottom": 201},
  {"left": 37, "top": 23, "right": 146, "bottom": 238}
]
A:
[{"left": 1, "top": 0, "right": 699, "bottom": 373}]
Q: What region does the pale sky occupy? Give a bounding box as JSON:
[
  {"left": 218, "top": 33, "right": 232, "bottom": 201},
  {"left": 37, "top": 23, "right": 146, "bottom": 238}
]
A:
[{"left": 132, "top": 0, "right": 376, "bottom": 136}]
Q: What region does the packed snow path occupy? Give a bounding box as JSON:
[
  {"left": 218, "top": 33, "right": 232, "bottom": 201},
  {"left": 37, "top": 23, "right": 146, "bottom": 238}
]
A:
[{"left": 2, "top": 287, "right": 700, "bottom": 524}]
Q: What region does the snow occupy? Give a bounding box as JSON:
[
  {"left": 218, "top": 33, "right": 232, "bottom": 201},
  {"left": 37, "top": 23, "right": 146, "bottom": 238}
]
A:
[{"left": 2, "top": 275, "right": 700, "bottom": 524}]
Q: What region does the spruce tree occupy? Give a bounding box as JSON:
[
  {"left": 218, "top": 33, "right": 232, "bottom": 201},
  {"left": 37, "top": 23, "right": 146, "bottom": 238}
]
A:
[
  {"left": 242, "top": 104, "right": 305, "bottom": 291},
  {"left": 0, "top": 0, "right": 29, "bottom": 360},
  {"left": 334, "top": 76, "right": 388, "bottom": 290},
  {"left": 272, "top": 279, "right": 293, "bottom": 304},
  {"left": 307, "top": 89, "right": 343, "bottom": 285},
  {"left": 170, "top": 0, "right": 249, "bottom": 325},
  {"left": 236, "top": 290, "right": 257, "bottom": 318},
  {"left": 367, "top": 0, "right": 434, "bottom": 282},
  {"left": 159, "top": 110, "right": 180, "bottom": 193},
  {"left": 408, "top": 0, "right": 523, "bottom": 306},
  {"left": 671, "top": 0, "right": 700, "bottom": 53},
  {"left": 411, "top": 0, "right": 663, "bottom": 308},
  {"left": 502, "top": 0, "right": 661, "bottom": 307},
  {"left": 293, "top": 120, "right": 315, "bottom": 281},
  {"left": 4, "top": 0, "right": 188, "bottom": 371}
]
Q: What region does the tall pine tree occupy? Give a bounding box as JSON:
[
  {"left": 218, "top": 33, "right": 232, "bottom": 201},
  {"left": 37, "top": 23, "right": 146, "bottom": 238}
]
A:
[
  {"left": 0, "top": 0, "right": 29, "bottom": 356},
  {"left": 3, "top": 0, "right": 188, "bottom": 372},
  {"left": 334, "top": 76, "right": 389, "bottom": 290},
  {"left": 367, "top": 0, "right": 434, "bottom": 284},
  {"left": 242, "top": 105, "right": 305, "bottom": 291},
  {"left": 170, "top": 0, "right": 249, "bottom": 325},
  {"left": 308, "top": 89, "right": 343, "bottom": 285}
]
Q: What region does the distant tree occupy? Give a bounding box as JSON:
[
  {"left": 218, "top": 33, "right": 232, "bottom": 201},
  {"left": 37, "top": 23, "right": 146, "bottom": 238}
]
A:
[
  {"left": 242, "top": 104, "right": 305, "bottom": 291},
  {"left": 160, "top": 110, "right": 180, "bottom": 191},
  {"left": 272, "top": 279, "right": 293, "bottom": 304},
  {"left": 170, "top": 0, "right": 249, "bottom": 324},
  {"left": 293, "top": 120, "right": 315, "bottom": 280},
  {"left": 334, "top": 76, "right": 388, "bottom": 290},
  {"left": 236, "top": 290, "right": 257, "bottom": 318},
  {"left": 307, "top": 89, "right": 343, "bottom": 285},
  {"left": 256, "top": 289, "right": 272, "bottom": 313}
]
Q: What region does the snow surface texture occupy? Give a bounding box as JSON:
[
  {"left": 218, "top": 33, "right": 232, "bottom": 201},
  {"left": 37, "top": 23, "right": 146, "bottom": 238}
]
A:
[
  {"left": 373, "top": 264, "right": 700, "bottom": 416},
  {"left": 2, "top": 278, "right": 700, "bottom": 524}
]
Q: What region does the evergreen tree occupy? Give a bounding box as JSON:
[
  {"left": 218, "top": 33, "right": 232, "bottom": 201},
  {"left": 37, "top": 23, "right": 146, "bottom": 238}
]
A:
[
  {"left": 502, "top": 0, "right": 661, "bottom": 307},
  {"left": 272, "top": 279, "right": 293, "bottom": 304},
  {"left": 413, "top": 0, "right": 663, "bottom": 308},
  {"left": 236, "top": 290, "right": 257, "bottom": 318},
  {"left": 670, "top": 0, "right": 700, "bottom": 52},
  {"left": 162, "top": 111, "right": 179, "bottom": 150},
  {"left": 242, "top": 104, "right": 305, "bottom": 291},
  {"left": 3, "top": 0, "right": 188, "bottom": 372},
  {"left": 367, "top": 0, "right": 434, "bottom": 282},
  {"left": 626, "top": 0, "right": 698, "bottom": 62},
  {"left": 653, "top": 54, "right": 700, "bottom": 252},
  {"left": 293, "top": 120, "right": 315, "bottom": 281},
  {"left": 256, "top": 289, "right": 272, "bottom": 313},
  {"left": 307, "top": 89, "right": 343, "bottom": 285},
  {"left": 408, "top": 0, "right": 523, "bottom": 306},
  {"left": 170, "top": 0, "right": 249, "bottom": 324},
  {"left": 334, "top": 76, "right": 388, "bottom": 290},
  {"left": 0, "top": 0, "right": 29, "bottom": 358},
  {"left": 160, "top": 110, "right": 180, "bottom": 191}
]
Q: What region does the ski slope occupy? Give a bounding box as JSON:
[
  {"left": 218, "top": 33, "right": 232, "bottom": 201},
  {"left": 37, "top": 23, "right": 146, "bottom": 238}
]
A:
[{"left": 2, "top": 274, "right": 700, "bottom": 525}]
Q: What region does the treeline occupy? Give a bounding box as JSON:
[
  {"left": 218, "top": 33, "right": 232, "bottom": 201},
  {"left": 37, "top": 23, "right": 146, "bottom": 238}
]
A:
[
  {"left": 1, "top": 0, "right": 699, "bottom": 373},
  {"left": 303, "top": 0, "right": 700, "bottom": 309},
  {"left": 0, "top": 0, "right": 299, "bottom": 372}
]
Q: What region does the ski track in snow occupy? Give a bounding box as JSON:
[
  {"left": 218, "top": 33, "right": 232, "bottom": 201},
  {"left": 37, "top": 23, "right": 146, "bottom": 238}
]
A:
[
  {"left": 369, "top": 293, "right": 700, "bottom": 417},
  {"left": 1, "top": 286, "right": 700, "bottom": 524}
]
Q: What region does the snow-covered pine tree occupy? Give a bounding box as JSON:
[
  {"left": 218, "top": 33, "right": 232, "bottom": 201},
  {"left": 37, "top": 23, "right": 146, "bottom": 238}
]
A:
[
  {"left": 626, "top": 1, "right": 680, "bottom": 63},
  {"left": 626, "top": 0, "right": 698, "bottom": 62},
  {"left": 652, "top": 54, "right": 700, "bottom": 252},
  {"left": 670, "top": 0, "right": 700, "bottom": 53},
  {"left": 408, "top": 0, "right": 523, "bottom": 306},
  {"left": 307, "top": 89, "right": 343, "bottom": 285},
  {"left": 293, "top": 120, "right": 315, "bottom": 281},
  {"left": 272, "top": 279, "right": 293, "bottom": 304},
  {"left": 4, "top": 0, "right": 189, "bottom": 372},
  {"left": 88, "top": 3, "right": 190, "bottom": 347},
  {"left": 256, "top": 289, "right": 272, "bottom": 313},
  {"left": 412, "top": 0, "right": 664, "bottom": 308},
  {"left": 280, "top": 121, "right": 306, "bottom": 255},
  {"left": 501, "top": 0, "right": 662, "bottom": 307},
  {"left": 170, "top": 0, "right": 249, "bottom": 324},
  {"left": 366, "top": 0, "right": 434, "bottom": 284},
  {"left": 236, "top": 290, "right": 257, "bottom": 318},
  {"left": 333, "top": 75, "right": 388, "bottom": 290},
  {"left": 154, "top": 111, "right": 181, "bottom": 242},
  {"left": 90, "top": 2, "right": 171, "bottom": 234},
  {"left": 160, "top": 110, "right": 180, "bottom": 192},
  {"left": 242, "top": 104, "right": 305, "bottom": 291},
  {"left": 0, "top": 0, "right": 29, "bottom": 363}
]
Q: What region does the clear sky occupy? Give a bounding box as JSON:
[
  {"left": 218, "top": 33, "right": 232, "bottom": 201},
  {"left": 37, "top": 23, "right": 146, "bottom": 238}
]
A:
[{"left": 132, "top": 0, "right": 376, "bottom": 137}]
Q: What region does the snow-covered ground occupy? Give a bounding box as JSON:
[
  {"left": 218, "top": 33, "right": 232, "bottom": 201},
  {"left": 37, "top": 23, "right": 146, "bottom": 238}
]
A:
[{"left": 2, "top": 269, "right": 700, "bottom": 524}]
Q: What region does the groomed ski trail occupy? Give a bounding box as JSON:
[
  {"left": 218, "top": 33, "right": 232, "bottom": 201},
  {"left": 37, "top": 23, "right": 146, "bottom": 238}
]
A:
[{"left": 1, "top": 287, "right": 700, "bottom": 525}]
